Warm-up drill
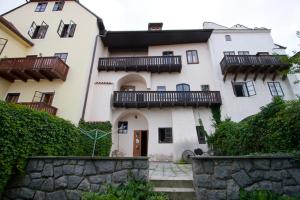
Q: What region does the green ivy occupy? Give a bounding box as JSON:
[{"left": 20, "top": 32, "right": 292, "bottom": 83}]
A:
[
  {"left": 78, "top": 120, "right": 112, "bottom": 156},
  {"left": 0, "top": 101, "right": 112, "bottom": 194},
  {"left": 211, "top": 105, "right": 221, "bottom": 125},
  {"left": 239, "top": 189, "right": 297, "bottom": 200},
  {"left": 208, "top": 97, "right": 300, "bottom": 156}
]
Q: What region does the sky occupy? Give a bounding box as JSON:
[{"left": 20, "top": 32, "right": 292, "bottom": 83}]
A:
[{"left": 0, "top": 0, "right": 299, "bottom": 55}]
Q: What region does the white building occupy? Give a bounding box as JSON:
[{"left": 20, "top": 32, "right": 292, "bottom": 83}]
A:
[{"left": 84, "top": 22, "right": 295, "bottom": 161}]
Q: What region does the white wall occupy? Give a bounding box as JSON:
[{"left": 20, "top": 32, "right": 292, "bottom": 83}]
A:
[{"left": 208, "top": 30, "right": 296, "bottom": 121}]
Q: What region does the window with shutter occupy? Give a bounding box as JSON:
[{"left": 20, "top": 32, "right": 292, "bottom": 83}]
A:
[
  {"left": 28, "top": 21, "right": 48, "bottom": 39},
  {"left": 28, "top": 22, "right": 37, "bottom": 38},
  {"left": 57, "top": 20, "right": 77, "bottom": 38},
  {"left": 57, "top": 20, "right": 65, "bottom": 37},
  {"left": 232, "top": 81, "right": 256, "bottom": 97}
]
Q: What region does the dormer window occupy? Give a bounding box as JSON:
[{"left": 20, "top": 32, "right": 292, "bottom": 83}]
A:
[
  {"left": 57, "top": 20, "right": 77, "bottom": 38},
  {"left": 53, "top": 1, "right": 65, "bottom": 11},
  {"left": 28, "top": 21, "right": 49, "bottom": 39},
  {"left": 35, "top": 2, "right": 47, "bottom": 12}
]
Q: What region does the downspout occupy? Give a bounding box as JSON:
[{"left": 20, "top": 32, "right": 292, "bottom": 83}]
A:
[{"left": 81, "top": 34, "right": 99, "bottom": 120}]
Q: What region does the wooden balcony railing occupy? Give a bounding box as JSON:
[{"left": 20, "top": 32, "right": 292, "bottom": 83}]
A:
[
  {"left": 18, "top": 102, "right": 57, "bottom": 115},
  {"left": 113, "top": 91, "right": 222, "bottom": 108},
  {"left": 98, "top": 56, "right": 182, "bottom": 73},
  {"left": 0, "top": 56, "right": 69, "bottom": 82},
  {"left": 220, "top": 55, "right": 289, "bottom": 81}
]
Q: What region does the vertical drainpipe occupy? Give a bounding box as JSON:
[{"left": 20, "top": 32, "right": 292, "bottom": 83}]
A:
[{"left": 81, "top": 34, "right": 99, "bottom": 121}]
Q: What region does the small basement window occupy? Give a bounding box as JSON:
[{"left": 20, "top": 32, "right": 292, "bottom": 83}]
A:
[
  {"left": 158, "top": 128, "right": 173, "bottom": 143},
  {"left": 28, "top": 21, "right": 49, "bottom": 39},
  {"left": 232, "top": 81, "right": 256, "bottom": 97},
  {"left": 35, "top": 2, "right": 47, "bottom": 12},
  {"left": 57, "top": 20, "right": 77, "bottom": 38},
  {"left": 53, "top": 1, "right": 65, "bottom": 11},
  {"left": 118, "top": 121, "right": 128, "bottom": 134}
]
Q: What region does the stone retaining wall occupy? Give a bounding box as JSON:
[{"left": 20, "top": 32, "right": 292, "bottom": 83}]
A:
[
  {"left": 3, "top": 156, "right": 149, "bottom": 200},
  {"left": 192, "top": 156, "right": 300, "bottom": 200}
]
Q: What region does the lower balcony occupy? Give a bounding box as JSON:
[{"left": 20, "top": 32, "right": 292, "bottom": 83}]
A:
[
  {"left": 18, "top": 102, "right": 57, "bottom": 115},
  {"left": 113, "top": 91, "right": 222, "bottom": 108},
  {"left": 0, "top": 56, "right": 69, "bottom": 82}
]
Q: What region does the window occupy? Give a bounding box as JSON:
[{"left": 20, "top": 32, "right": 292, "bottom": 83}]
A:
[
  {"left": 0, "top": 38, "right": 8, "bottom": 55},
  {"left": 257, "top": 52, "right": 269, "bottom": 55},
  {"left": 118, "top": 121, "right": 128, "bottom": 134},
  {"left": 232, "top": 81, "right": 256, "bottom": 97},
  {"left": 53, "top": 1, "right": 65, "bottom": 11},
  {"left": 32, "top": 91, "right": 54, "bottom": 105},
  {"left": 162, "top": 51, "right": 174, "bottom": 56},
  {"left": 186, "top": 50, "right": 199, "bottom": 64},
  {"left": 5, "top": 93, "right": 20, "bottom": 103},
  {"left": 196, "top": 126, "right": 206, "bottom": 144},
  {"left": 157, "top": 86, "right": 166, "bottom": 91},
  {"left": 238, "top": 51, "right": 250, "bottom": 55},
  {"left": 158, "top": 128, "right": 173, "bottom": 143},
  {"left": 54, "top": 53, "right": 68, "bottom": 62},
  {"left": 35, "top": 2, "right": 47, "bottom": 12},
  {"left": 225, "top": 35, "right": 232, "bottom": 41},
  {"left": 57, "top": 20, "right": 77, "bottom": 38},
  {"left": 176, "top": 83, "right": 190, "bottom": 91},
  {"left": 223, "top": 51, "right": 235, "bottom": 56},
  {"left": 268, "top": 82, "right": 284, "bottom": 97},
  {"left": 201, "top": 85, "right": 210, "bottom": 91},
  {"left": 28, "top": 21, "right": 49, "bottom": 39},
  {"left": 120, "top": 85, "right": 135, "bottom": 91}
]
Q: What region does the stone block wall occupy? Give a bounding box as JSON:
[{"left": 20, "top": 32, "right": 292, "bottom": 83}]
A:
[
  {"left": 192, "top": 156, "right": 300, "bottom": 200},
  {"left": 3, "top": 156, "right": 149, "bottom": 200}
]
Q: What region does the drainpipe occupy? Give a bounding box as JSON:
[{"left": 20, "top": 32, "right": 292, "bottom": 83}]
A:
[{"left": 81, "top": 35, "right": 99, "bottom": 120}]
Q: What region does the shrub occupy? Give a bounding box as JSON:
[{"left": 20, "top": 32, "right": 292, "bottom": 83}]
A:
[
  {"left": 0, "top": 101, "right": 83, "bottom": 193},
  {"left": 82, "top": 180, "right": 168, "bottom": 200},
  {"left": 78, "top": 120, "right": 112, "bottom": 156},
  {"left": 208, "top": 97, "right": 300, "bottom": 155},
  {"left": 239, "top": 189, "right": 297, "bottom": 200}
]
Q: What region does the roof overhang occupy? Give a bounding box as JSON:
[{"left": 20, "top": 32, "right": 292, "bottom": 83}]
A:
[{"left": 101, "top": 29, "right": 213, "bottom": 50}]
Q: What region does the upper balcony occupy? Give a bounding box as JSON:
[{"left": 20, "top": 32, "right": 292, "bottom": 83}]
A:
[
  {"left": 98, "top": 56, "right": 182, "bottom": 73},
  {"left": 18, "top": 102, "right": 57, "bottom": 115},
  {"left": 0, "top": 56, "right": 69, "bottom": 82},
  {"left": 113, "top": 91, "right": 222, "bottom": 108},
  {"left": 220, "top": 55, "right": 289, "bottom": 81}
]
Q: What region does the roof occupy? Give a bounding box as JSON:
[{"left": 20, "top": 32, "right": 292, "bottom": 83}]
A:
[
  {"left": 274, "top": 43, "right": 287, "bottom": 49},
  {"left": 0, "top": 16, "right": 33, "bottom": 46},
  {"left": 101, "top": 29, "right": 213, "bottom": 50}
]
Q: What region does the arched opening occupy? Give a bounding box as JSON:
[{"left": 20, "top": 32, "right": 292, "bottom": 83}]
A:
[
  {"left": 116, "top": 74, "right": 147, "bottom": 91},
  {"left": 112, "top": 111, "right": 149, "bottom": 157}
]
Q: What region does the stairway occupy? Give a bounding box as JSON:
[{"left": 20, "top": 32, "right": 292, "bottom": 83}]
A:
[{"left": 151, "top": 178, "right": 196, "bottom": 200}]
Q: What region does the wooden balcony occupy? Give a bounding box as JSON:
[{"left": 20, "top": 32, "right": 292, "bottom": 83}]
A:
[
  {"left": 0, "top": 56, "right": 69, "bottom": 82},
  {"left": 18, "top": 102, "right": 57, "bottom": 115},
  {"left": 220, "top": 55, "right": 289, "bottom": 81},
  {"left": 113, "top": 91, "right": 222, "bottom": 108},
  {"left": 98, "top": 56, "right": 182, "bottom": 73}
]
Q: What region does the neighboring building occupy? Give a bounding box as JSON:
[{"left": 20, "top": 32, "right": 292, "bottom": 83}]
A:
[
  {"left": 204, "top": 22, "right": 295, "bottom": 121},
  {"left": 0, "top": 0, "right": 105, "bottom": 123},
  {"left": 287, "top": 51, "right": 300, "bottom": 97},
  {"left": 84, "top": 22, "right": 295, "bottom": 161}
]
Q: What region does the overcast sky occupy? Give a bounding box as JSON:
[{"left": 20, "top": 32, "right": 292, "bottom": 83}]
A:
[{"left": 0, "top": 0, "right": 299, "bottom": 55}]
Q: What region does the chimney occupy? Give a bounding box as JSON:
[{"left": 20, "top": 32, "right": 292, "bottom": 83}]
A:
[{"left": 148, "top": 23, "right": 163, "bottom": 31}]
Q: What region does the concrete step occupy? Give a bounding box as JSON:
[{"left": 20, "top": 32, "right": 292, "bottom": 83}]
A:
[
  {"left": 154, "top": 187, "right": 196, "bottom": 200},
  {"left": 150, "top": 179, "right": 194, "bottom": 188}
]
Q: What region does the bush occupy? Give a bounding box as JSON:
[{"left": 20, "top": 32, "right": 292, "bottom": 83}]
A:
[
  {"left": 0, "top": 101, "right": 112, "bottom": 194},
  {"left": 82, "top": 180, "right": 168, "bottom": 200},
  {"left": 239, "top": 189, "right": 297, "bottom": 200},
  {"left": 208, "top": 97, "right": 300, "bottom": 155},
  {"left": 0, "top": 101, "right": 83, "bottom": 193},
  {"left": 78, "top": 120, "right": 112, "bottom": 156}
]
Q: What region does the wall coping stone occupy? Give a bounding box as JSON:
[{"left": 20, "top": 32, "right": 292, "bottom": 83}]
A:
[
  {"left": 29, "top": 156, "right": 149, "bottom": 160},
  {"left": 192, "top": 155, "right": 295, "bottom": 160}
]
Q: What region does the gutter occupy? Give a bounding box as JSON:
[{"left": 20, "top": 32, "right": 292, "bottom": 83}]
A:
[{"left": 81, "top": 34, "right": 99, "bottom": 120}]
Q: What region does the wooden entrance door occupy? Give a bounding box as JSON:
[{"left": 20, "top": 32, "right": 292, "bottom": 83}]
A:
[{"left": 133, "top": 131, "right": 142, "bottom": 156}]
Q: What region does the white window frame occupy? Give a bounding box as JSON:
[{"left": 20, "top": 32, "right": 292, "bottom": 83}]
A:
[
  {"left": 232, "top": 81, "right": 256, "bottom": 97},
  {"left": 268, "top": 82, "right": 284, "bottom": 97},
  {"left": 225, "top": 35, "right": 232, "bottom": 41},
  {"left": 186, "top": 50, "right": 199, "bottom": 64}
]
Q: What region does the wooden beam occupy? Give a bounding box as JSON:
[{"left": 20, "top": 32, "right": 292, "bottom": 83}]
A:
[
  {"left": 272, "top": 71, "right": 278, "bottom": 81},
  {"left": 244, "top": 67, "right": 252, "bottom": 81},
  {"left": 10, "top": 70, "right": 28, "bottom": 82},
  {"left": 223, "top": 70, "right": 228, "bottom": 82},
  {"left": 253, "top": 67, "right": 263, "bottom": 81},
  {"left": 233, "top": 66, "right": 240, "bottom": 81}
]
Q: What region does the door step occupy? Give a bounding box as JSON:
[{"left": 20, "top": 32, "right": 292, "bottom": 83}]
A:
[{"left": 150, "top": 179, "right": 196, "bottom": 200}]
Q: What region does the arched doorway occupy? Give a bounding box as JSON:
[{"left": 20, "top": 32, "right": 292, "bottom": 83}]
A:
[{"left": 112, "top": 111, "right": 149, "bottom": 157}]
